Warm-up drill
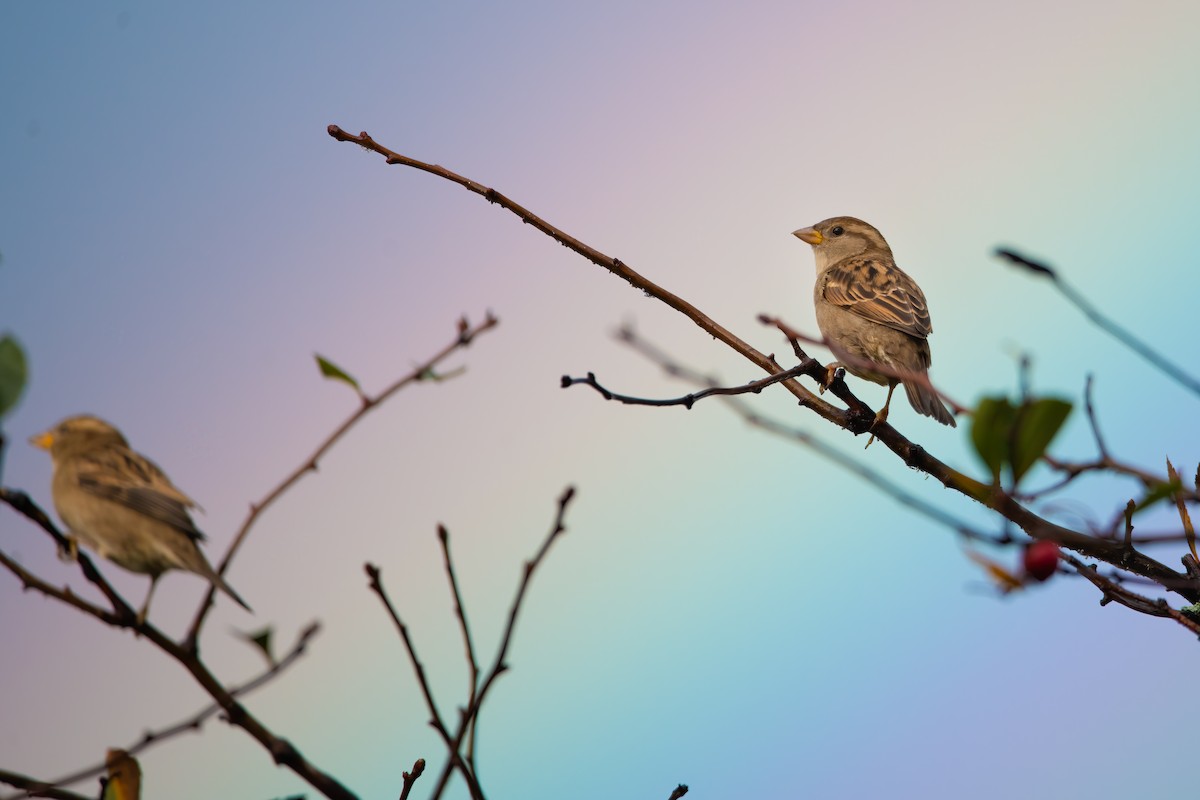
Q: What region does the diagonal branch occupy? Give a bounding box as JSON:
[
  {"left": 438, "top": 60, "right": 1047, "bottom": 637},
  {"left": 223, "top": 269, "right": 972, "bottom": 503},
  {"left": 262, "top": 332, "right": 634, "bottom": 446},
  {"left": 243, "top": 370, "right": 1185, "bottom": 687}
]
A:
[
  {"left": 1, "top": 623, "right": 322, "bottom": 800},
  {"left": 561, "top": 363, "right": 812, "bottom": 409},
  {"left": 326, "top": 126, "right": 1200, "bottom": 613},
  {"left": 436, "top": 526, "right": 479, "bottom": 750},
  {"left": 612, "top": 325, "right": 1003, "bottom": 546},
  {"left": 186, "top": 313, "right": 499, "bottom": 646},
  {"left": 398, "top": 758, "right": 425, "bottom": 800},
  {"left": 3, "top": 489, "right": 355, "bottom": 799},
  {"left": 325, "top": 126, "right": 839, "bottom": 424},
  {"left": 0, "top": 489, "right": 135, "bottom": 619},
  {"left": 1061, "top": 552, "right": 1200, "bottom": 636},
  {"left": 427, "top": 487, "right": 577, "bottom": 799},
  {"left": 0, "top": 771, "right": 90, "bottom": 800},
  {"left": 996, "top": 248, "right": 1200, "bottom": 398},
  {"left": 364, "top": 563, "right": 482, "bottom": 800}
]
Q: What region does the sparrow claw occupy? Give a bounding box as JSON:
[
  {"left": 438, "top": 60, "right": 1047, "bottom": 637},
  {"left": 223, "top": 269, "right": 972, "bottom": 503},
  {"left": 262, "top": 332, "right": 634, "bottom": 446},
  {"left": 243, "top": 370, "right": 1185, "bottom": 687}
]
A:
[
  {"left": 820, "top": 362, "right": 844, "bottom": 394},
  {"left": 57, "top": 536, "right": 79, "bottom": 563},
  {"left": 865, "top": 387, "right": 894, "bottom": 448}
]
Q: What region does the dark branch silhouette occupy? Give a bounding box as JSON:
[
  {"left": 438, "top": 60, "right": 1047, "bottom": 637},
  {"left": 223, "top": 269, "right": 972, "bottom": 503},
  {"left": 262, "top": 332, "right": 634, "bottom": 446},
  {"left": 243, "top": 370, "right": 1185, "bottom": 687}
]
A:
[
  {"left": 398, "top": 758, "right": 425, "bottom": 800},
  {"left": 326, "top": 125, "right": 1200, "bottom": 637},
  {"left": 367, "top": 486, "right": 577, "bottom": 800},
  {"left": 187, "top": 313, "right": 500, "bottom": 647},
  {"left": 997, "top": 247, "right": 1200, "bottom": 398},
  {"left": 561, "top": 363, "right": 812, "bottom": 409},
  {"left": 3, "top": 314, "right": 504, "bottom": 800},
  {"left": 1, "top": 624, "right": 321, "bottom": 800}
]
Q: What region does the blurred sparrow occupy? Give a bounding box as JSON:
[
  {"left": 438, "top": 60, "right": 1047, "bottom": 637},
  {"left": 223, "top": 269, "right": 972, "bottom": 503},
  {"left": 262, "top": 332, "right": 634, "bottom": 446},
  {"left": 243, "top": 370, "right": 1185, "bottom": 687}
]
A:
[
  {"left": 30, "top": 415, "right": 251, "bottom": 624},
  {"left": 793, "top": 216, "right": 956, "bottom": 428}
]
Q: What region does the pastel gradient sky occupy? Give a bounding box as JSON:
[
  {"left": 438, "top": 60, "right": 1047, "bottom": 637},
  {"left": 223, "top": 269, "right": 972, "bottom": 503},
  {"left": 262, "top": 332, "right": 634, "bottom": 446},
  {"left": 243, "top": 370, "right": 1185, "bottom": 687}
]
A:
[{"left": 3, "top": 2, "right": 1199, "bottom": 798}]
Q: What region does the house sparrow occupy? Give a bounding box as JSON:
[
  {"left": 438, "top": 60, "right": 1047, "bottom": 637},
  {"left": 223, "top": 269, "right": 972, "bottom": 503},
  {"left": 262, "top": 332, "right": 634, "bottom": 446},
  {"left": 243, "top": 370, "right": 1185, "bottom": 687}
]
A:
[
  {"left": 30, "top": 415, "right": 251, "bottom": 624},
  {"left": 793, "top": 216, "right": 956, "bottom": 428}
]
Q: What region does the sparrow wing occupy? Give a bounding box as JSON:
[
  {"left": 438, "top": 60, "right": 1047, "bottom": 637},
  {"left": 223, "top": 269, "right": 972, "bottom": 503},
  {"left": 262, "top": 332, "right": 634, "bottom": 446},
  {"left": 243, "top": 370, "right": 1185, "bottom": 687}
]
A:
[
  {"left": 72, "top": 448, "right": 206, "bottom": 542},
  {"left": 822, "top": 256, "right": 933, "bottom": 339}
]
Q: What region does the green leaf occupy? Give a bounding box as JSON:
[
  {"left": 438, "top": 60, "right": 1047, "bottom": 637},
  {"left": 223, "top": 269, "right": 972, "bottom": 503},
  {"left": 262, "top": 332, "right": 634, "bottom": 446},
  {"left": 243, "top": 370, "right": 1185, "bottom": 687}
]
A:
[
  {"left": 971, "top": 396, "right": 1016, "bottom": 482},
  {"left": 236, "top": 625, "right": 276, "bottom": 666},
  {"left": 1134, "top": 480, "right": 1182, "bottom": 512},
  {"left": 314, "top": 354, "right": 360, "bottom": 392},
  {"left": 0, "top": 334, "right": 29, "bottom": 419},
  {"left": 1011, "top": 397, "right": 1072, "bottom": 483}
]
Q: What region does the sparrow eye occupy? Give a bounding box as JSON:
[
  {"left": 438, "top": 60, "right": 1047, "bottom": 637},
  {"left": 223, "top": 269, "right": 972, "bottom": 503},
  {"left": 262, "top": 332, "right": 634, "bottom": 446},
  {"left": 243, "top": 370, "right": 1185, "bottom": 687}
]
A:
[{"left": 830, "top": 225, "right": 845, "bottom": 236}]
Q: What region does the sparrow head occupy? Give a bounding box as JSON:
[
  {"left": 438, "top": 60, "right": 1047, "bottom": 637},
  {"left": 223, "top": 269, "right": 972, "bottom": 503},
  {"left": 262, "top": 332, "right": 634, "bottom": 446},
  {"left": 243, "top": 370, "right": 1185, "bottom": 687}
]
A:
[
  {"left": 793, "top": 216, "right": 892, "bottom": 269},
  {"left": 30, "top": 415, "right": 129, "bottom": 460}
]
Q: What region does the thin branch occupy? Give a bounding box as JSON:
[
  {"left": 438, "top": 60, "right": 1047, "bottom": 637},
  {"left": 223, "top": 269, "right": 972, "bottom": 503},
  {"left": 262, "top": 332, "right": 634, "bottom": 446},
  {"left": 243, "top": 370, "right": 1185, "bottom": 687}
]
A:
[
  {"left": 1, "top": 493, "right": 355, "bottom": 799},
  {"left": 472, "top": 487, "right": 574, "bottom": 750},
  {"left": 397, "top": 758, "right": 425, "bottom": 800},
  {"left": 427, "top": 487, "right": 577, "bottom": 799},
  {"left": 186, "top": 313, "right": 499, "bottom": 646},
  {"left": 437, "top": 526, "right": 479, "bottom": 732},
  {"left": 1082, "top": 374, "right": 1111, "bottom": 460},
  {"left": 613, "top": 325, "right": 1004, "bottom": 546},
  {"left": 326, "top": 126, "right": 844, "bottom": 424},
  {"left": 1023, "top": 374, "right": 1200, "bottom": 507},
  {"left": 0, "top": 489, "right": 135, "bottom": 619},
  {"left": 996, "top": 248, "right": 1200, "bottom": 399},
  {"left": 561, "top": 363, "right": 812, "bottom": 409},
  {"left": 4, "top": 316, "right": 504, "bottom": 799},
  {"left": 0, "top": 552, "right": 356, "bottom": 800},
  {"left": 0, "top": 550, "right": 109, "bottom": 627},
  {"left": 327, "top": 127, "right": 1200, "bottom": 617},
  {"left": 0, "top": 771, "right": 90, "bottom": 800},
  {"left": 1061, "top": 552, "right": 1200, "bottom": 637},
  {"left": 2, "top": 624, "right": 322, "bottom": 800},
  {"left": 364, "top": 563, "right": 481, "bottom": 800}
]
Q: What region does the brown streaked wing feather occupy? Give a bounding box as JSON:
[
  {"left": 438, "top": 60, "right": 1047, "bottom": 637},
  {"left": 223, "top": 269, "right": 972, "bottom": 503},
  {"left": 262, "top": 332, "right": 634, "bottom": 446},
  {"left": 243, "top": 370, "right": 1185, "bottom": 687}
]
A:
[
  {"left": 822, "top": 256, "right": 933, "bottom": 339},
  {"left": 73, "top": 449, "right": 206, "bottom": 542}
]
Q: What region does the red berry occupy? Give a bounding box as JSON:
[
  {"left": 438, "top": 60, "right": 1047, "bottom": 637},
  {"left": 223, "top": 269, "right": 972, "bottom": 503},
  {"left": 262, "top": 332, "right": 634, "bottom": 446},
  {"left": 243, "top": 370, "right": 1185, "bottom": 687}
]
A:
[{"left": 1023, "top": 541, "right": 1060, "bottom": 582}]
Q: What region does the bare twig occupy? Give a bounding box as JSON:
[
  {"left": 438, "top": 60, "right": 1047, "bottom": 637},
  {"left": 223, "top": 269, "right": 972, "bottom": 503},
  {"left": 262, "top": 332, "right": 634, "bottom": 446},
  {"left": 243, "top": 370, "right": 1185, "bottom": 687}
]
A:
[
  {"left": 0, "top": 771, "right": 90, "bottom": 800},
  {"left": 2, "top": 493, "right": 355, "bottom": 799},
  {"left": 0, "top": 547, "right": 125, "bottom": 625},
  {"left": 613, "top": 325, "right": 1003, "bottom": 546},
  {"left": 996, "top": 248, "right": 1200, "bottom": 399},
  {"left": 4, "top": 313, "right": 502, "bottom": 800},
  {"left": 437, "top": 526, "right": 479, "bottom": 734},
  {"left": 186, "top": 313, "right": 499, "bottom": 646},
  {"left": 1061, "top": 552, "right": 1200, "bottom": 637},
  {"left": 364, "top": 563, "right": 479, "bottom": 799},
  {"left": 1082, "top": 375, "right": 1110, "bottom": 460},
  {"left": 427, "top": 487, "right": 577, "bottom": 799},
  {"left": 3, "top": 624, "right": 322, "bottom": 800},
  {"left": 325, "top": 126, "right": 841, "bottom": 424},
  {"left": 0, "top": 489, "right": 135, "bottom": 619},
  {"left": 0, "top": 558, "right": 355, "bottom": 799},
  {"left": 561, "top": 363, "right": 812, "bottom": 409},
  {"left": 326, "top": 126, "right": 1200, "bottom": 622},
  {"left": 398, "top": 758, "right": 425, "bottom": 800}
]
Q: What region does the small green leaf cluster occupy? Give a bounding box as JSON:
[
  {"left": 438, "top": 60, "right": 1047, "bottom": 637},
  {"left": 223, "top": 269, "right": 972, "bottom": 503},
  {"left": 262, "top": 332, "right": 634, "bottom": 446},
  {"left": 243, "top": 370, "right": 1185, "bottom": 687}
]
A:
[{"left": 971, "top": 395, "right": 1072, "bottom": 485}]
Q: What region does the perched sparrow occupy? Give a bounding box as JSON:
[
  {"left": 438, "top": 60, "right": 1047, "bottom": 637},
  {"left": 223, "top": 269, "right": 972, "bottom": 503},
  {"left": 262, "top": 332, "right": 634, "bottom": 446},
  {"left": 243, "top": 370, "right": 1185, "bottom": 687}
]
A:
[
  {"left": 30, "top": 415, "right": 251, "bottom": 624},
  {"left": 793, "top": 216, "right": 956, "bottom": 428}
]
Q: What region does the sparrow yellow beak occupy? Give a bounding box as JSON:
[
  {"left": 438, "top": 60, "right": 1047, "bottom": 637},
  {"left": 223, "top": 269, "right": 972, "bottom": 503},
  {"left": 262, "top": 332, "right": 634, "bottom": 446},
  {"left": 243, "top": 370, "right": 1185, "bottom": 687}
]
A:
[
  {"left": 29, "top": 431, "right": 54, "bottom": 450},
  {"left": 793, "top": 227, "right": 822, "bottom": 245}
]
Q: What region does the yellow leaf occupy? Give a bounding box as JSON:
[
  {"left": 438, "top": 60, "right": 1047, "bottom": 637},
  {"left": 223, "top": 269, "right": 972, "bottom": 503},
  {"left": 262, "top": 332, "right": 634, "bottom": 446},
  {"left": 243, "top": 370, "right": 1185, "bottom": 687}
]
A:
[
  {"left": 966, "top": 550, "right": 1024, "bottom": 594},
  {"left": 104, "top": 749, "right": 141, "bottom": 800}
]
